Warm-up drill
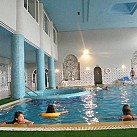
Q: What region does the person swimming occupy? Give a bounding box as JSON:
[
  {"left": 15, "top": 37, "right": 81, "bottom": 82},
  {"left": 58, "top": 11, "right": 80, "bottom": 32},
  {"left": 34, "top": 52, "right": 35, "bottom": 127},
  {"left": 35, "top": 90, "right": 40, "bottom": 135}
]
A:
[
  {"left": 120, "top": 104, "right": 137, "bottom": 121},
  {"left": 94, "top": 86, "right": 108, "bottom": 92},
  {"left": 2, "top": 111, "right": 34, "bottom": 125},
  {"left": 39, "top": 105, "right": 68, "bottom": 118},
  {"left": 99, "top": 104, "right": 137, "bottom": 121}
]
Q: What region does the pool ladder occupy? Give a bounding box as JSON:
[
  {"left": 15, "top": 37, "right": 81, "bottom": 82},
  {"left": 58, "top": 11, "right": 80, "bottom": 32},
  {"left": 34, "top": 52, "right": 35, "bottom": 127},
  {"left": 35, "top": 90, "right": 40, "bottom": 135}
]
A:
[{"left": 25, "top": 85, "right": 39, "bottom": 96}]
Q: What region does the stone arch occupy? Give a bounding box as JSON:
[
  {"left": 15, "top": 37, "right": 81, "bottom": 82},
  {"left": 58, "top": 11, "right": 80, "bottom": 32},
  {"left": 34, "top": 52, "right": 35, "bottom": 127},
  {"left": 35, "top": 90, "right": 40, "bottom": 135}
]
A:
[
  {"left": 32, "top": 69, "right": 48, "bottom": 88},
  {"left": 63, "top": 54, "right": 80, "bottom": 81}
]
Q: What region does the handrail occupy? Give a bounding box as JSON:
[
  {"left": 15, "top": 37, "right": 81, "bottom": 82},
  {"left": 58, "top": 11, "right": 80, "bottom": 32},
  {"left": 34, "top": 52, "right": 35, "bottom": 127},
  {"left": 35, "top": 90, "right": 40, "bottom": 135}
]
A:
[
  {"left": 25, "top": 85, "right": 39, "bottom": 96},
  {"left": 58, "top": 80, "right": 68, "bottom": 87},
  {"left": 8, "top": 82, "right": 39, "bottom": 96},
  {"left": 25, "top": 80, "right": 37, "bottom": 90},
  {"left": 58, "top": 79, "right": 68, "bottom": 85},
  {"left": 58, "top": 80, "right": 64, "bottom": 84},
  {"left": 25, "top": 91, "right": 31, "bottom": 96}
]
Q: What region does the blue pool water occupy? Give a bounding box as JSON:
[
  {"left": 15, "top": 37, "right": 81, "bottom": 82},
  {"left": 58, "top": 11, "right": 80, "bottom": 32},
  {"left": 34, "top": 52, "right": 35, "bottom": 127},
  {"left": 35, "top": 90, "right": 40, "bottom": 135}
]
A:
[{"left": 0, "top": 85, "right": 137, "bottom": 124}]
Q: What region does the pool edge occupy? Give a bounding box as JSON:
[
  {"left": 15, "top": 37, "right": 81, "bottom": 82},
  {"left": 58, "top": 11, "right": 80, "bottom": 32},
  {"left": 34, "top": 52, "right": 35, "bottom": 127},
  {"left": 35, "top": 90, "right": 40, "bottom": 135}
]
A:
[{"left": 0, "top": 121, "right": 137, "bottom": 131}]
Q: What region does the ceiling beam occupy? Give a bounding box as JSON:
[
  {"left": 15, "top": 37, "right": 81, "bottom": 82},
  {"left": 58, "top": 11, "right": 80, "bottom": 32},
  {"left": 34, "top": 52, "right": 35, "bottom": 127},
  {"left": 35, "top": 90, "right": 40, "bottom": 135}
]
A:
[{"left": 82, "top": 0, "right": 90, "bottom": 22}]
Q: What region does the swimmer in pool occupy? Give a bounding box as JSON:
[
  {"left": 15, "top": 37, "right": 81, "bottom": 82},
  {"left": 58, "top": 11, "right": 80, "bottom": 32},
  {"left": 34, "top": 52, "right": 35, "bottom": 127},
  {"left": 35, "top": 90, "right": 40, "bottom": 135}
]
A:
[
  {"left": 39, "top": 104, "right": 68, "bottom": 117},
  {"left": 119, "top": 104, "right": 137, "bottom": 121},
  {"left": 2, "top": 111, "right": 34, "bottom": 125}
]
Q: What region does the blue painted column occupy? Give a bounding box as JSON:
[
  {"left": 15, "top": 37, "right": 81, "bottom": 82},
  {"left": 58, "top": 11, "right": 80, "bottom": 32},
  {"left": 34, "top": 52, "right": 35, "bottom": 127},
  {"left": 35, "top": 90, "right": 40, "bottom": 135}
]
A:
[
  {"left": 48, "top": 56, "right": 56, "bottom": 89},
  {"left": 36, "top": 49, "right": 45, "bottom": 91},
  {"left": 11, "top": 34, "right": 25, "bottom": 99}
]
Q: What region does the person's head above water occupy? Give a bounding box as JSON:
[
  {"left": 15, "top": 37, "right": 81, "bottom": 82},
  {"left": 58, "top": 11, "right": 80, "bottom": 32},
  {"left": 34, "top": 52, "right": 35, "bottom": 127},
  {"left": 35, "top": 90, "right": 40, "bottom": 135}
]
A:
[
  {"left": 122, "top": 104, "right": 131, "bottom": 115},
  {"left": 46, "top": 105, "right": 56, "bottom": 113},
  {"left": 13, "top": 111, "right": 25, "bottom": 123}
]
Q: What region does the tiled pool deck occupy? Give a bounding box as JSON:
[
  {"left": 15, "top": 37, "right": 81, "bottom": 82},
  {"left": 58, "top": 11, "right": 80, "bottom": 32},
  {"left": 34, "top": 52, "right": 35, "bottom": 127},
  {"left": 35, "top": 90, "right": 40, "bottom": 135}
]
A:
[
  {"left": 0, "top": 98, "right": 137, "bottom": 131},
  {"left": 0, "top": 121, "right": 137, "bottom": 131},
  {"left": 0, "top": 98, "right": 32, "bottom": 111}
]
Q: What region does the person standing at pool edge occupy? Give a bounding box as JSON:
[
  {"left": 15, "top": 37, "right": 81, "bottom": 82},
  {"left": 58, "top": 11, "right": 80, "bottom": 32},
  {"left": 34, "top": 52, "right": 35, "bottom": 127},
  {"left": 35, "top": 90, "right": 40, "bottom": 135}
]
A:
[{"left": 130, "top": 68, "right": 135, "bottom": 84}]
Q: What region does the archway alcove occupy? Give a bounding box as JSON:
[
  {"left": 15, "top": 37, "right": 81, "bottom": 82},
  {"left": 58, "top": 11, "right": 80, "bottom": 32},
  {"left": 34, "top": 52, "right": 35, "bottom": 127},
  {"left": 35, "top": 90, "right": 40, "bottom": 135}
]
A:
[
  {"left": 63, "top": 54, "right": 80, "bottom": 81},
  {"left": 32, "top": 69, "right": 48, "bottom": 88}
]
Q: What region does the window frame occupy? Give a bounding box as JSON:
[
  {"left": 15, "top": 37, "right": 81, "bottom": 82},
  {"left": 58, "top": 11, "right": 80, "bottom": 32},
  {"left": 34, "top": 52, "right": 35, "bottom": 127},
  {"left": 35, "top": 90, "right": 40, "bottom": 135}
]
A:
[
  {"left": 43, "top": 11, "right": 50, "bottom": 36},
  {"left": 24, "top": 0, "right": 39, "bottom": 23},
  {"left": 53, "top": 27, "right": 57, "bottom": 44}
]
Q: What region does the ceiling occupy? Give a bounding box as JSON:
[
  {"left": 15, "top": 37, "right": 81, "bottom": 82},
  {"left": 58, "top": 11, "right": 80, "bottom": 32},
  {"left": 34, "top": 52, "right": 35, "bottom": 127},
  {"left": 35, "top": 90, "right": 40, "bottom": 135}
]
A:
[{"left": 42, "top": 0, "right": 137, "bottom": 32}]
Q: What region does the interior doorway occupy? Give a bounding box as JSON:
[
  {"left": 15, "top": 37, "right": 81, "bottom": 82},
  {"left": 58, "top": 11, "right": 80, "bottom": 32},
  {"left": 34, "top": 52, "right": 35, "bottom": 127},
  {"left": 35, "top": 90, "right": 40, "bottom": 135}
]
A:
[
  {"left": 32, "top": 69, "right": 48, "bottom": 89},
  {"left": 94, "top": 66, "right": 102, "bottom": 86}
]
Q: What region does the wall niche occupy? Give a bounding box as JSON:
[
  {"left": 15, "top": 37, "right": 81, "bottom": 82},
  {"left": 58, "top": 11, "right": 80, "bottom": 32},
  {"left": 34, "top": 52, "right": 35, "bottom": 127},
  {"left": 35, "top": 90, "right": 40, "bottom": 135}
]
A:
[{"left": 63, "top": 54, "right": 80, "bottom": 81}]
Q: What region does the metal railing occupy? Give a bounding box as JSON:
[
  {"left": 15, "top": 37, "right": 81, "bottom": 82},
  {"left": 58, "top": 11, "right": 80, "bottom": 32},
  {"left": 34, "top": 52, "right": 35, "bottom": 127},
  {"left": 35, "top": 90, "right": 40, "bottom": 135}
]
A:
[{"left": 25, "top": 85, "right": 39, "bottom": 96}]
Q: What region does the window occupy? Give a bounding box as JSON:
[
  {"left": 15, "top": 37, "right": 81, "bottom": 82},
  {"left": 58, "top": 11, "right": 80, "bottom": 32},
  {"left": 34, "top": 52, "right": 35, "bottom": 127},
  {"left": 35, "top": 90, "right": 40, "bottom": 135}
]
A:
[
  {"left": 43, "top": 13, "right": 49, "bottom": 34},
  {"left": 24, "top": 0, "right": 27, "bottom": 9},
  {"left": 53, "top": 28, "right": 57, "bottom": 44},
  {"left": 24, "top": 0, "right": 39, "bottom": 23},
  {"left": 43, "top": 12, "right": 50, "bottom": 36},
  {"left": 36, "top": 0, "right": 38, "bottom": 22},
  {"left": 28, "top": 0, "right": 35, "bottom": 19}
]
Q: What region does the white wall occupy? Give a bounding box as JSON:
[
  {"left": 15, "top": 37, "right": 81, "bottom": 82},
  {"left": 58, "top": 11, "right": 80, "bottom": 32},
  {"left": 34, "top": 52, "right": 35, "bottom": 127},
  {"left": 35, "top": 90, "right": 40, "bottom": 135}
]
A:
[
  {"left": 0, "top": 1, "right": 58, "bottom": 60},
  {"left": 42, "top": 31, "right": 51, "bottom": 55},
  {"left": 57, "top": 28, "right": 137, "bottom": 70},
  {"left": 25, "top": 63, "right": 36, "bottom": 90},
  {"left": 53, "top": 43, "right": 58, "bottom": 60},
  {"left": 23, "top": 9, "right": 40, "bottom": 48},
  {"left": 0, "top": 0, "right": 16, "bottom": 31},
  {"left": 23, "top": 9, "right": 57, "bottom": 59},
  {"left": 0, "top": 57, "right": 11, "bottom": 99},
  {"left": 55, "top": 28, "right": 137, "bottom": 86}
]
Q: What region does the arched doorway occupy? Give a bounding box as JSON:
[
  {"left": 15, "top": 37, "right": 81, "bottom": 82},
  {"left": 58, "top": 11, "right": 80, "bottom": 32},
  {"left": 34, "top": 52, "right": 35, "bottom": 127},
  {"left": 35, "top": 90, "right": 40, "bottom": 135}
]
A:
[
  {"left": 45, "top": 69, "right": 48, "bottom": 88},
  {"left": 94, "top": 66, "right": 102, "bottom": 86},
  {"left": 32, "top": 70, "right": 37, "bottom": 90},
  {"left": 32, "top": 69, "right": 48, "bottom": 89}
]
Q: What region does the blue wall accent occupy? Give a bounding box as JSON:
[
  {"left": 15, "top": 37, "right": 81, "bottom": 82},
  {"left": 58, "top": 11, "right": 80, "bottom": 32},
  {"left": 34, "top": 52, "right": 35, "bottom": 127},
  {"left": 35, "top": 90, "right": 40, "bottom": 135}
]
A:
[
  {"left": 36, "top": 49, "right": 45, "bottom": 91},
  {"left": 48, "top": 56, "right": 55, "bottom": 89},
  {"left": 11, "top": 34, "right": 25, "bottom": 99}
]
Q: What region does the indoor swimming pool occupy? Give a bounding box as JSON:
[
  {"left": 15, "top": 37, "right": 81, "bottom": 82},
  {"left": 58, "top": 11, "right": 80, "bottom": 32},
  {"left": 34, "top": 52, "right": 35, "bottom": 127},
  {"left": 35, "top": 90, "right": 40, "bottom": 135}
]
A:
[{"left": 0, "top": 84, "right": 137, "bottom": 124}]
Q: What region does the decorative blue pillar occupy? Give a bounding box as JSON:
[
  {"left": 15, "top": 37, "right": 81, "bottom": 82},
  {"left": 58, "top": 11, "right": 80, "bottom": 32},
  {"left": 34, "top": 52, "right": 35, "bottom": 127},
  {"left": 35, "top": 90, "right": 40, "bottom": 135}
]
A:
[
  {"left": 36, "top": 49, "right": 45, "bottom": 91},
  {"left": 11, "top": 34, "right": 25, "bottom": 99},
  {"left": 48, "top": 56, "right": 56, "bottom": 89}
]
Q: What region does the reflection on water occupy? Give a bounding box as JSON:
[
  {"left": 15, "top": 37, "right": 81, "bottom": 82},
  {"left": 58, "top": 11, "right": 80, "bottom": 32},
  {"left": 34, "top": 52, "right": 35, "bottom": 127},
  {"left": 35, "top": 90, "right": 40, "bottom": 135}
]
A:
[
  {"left": 81, "top": 92, "right": 98, "bottom": 123},
  {"left": 81, "top": 93, "right": 98, "bottom": 123},
  {"left": 120, "top": 85, "right": 129, "bottom": 104}
]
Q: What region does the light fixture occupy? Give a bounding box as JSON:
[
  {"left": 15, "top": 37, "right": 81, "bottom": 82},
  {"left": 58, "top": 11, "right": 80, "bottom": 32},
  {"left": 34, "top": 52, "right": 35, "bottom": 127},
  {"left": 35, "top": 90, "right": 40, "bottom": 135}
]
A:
[
  {"left": 122, "top": 65, "right": 126, "bottom": 69},
  {"left": 55, "top": 69, "right": 59, "bottom": 73},
  {"left": 83, "top": 49, "right": 89, "bottom": 56},
  {"left": 77, "top": 11, "right": 80, "bottom": 15},
  {"left": 86, "top": 67, "right": 90, "bottom": 70}
]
